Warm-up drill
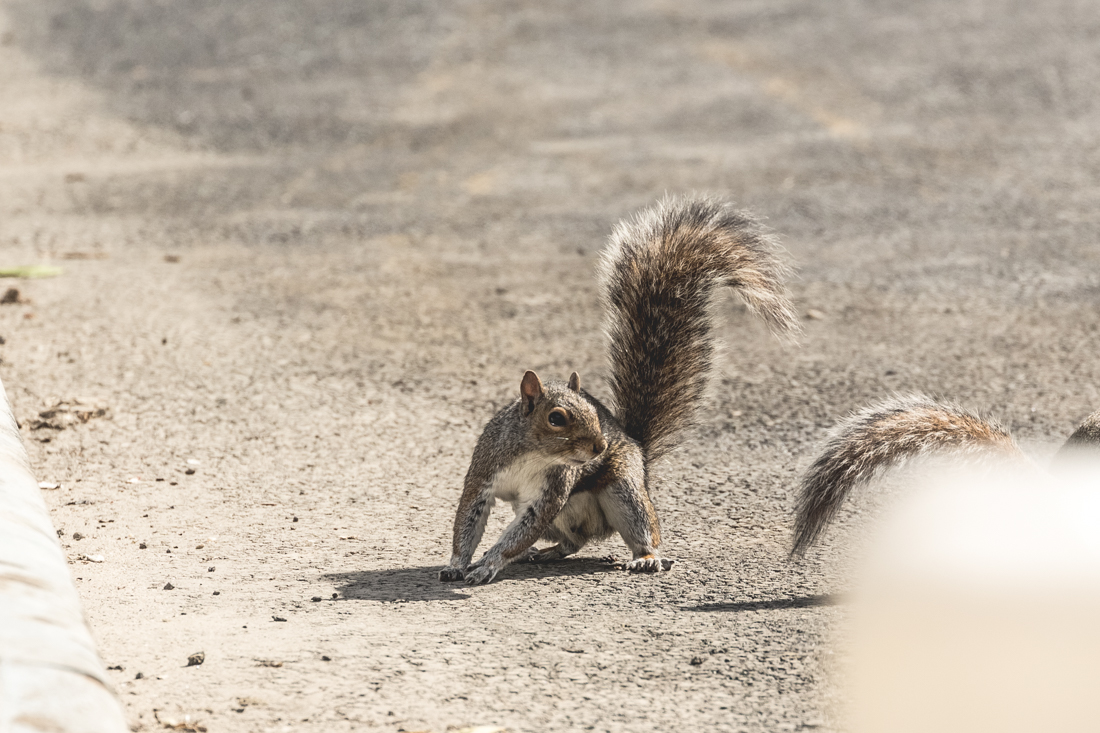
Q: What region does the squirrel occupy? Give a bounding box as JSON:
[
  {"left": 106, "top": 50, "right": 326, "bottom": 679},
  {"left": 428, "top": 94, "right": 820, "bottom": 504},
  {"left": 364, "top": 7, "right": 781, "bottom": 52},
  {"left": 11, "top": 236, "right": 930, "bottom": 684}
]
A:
[
  {"left": 790, "top": 394, "right": 1100, "bottom": 556},
  {"left": 439, "top": 196, "right": 801, "bottom": 584}
]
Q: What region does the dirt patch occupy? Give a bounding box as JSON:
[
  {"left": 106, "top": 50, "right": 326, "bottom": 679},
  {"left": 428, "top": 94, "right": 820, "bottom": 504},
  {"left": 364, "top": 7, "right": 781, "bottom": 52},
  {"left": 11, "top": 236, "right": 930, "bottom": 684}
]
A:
[{"left": 2, "top": 1, "right": 1099, "bottom": 731}]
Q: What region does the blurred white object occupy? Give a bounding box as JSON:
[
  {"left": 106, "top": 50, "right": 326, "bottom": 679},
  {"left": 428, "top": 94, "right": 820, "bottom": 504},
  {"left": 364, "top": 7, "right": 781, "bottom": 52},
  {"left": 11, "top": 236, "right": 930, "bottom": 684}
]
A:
[
  {"left": 847, "top": 458, "right": 1100, "bottom": 733},
  {"left": 0, "top": 377, "right": 126, "bottom": 731}
]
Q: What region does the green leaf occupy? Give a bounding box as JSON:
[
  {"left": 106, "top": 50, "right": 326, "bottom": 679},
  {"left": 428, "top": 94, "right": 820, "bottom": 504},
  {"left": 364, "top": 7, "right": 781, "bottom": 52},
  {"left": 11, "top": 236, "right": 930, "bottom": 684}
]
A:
[{"left": 0, "top": 265, "right": 63, "bottom": 279}]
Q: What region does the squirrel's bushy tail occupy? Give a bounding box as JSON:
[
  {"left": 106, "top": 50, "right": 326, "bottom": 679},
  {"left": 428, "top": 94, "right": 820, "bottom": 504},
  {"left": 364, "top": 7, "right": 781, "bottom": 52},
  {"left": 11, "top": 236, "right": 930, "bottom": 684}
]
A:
[
  {"left": 599, "top": 196, "right": 800, "bottom": 464},
  {"left": 1055, "top": 409, "right": 1100, "bottom": 461},
  {"left": 791, "top": 395, "right": 1023, "bottom": 557}
]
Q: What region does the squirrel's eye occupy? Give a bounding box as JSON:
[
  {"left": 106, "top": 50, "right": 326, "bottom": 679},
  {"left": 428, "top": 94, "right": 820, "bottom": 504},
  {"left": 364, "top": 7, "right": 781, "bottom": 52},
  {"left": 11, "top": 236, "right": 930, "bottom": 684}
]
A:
[{"left": 548, "top": 409, "right": 568, "bottom": 428}]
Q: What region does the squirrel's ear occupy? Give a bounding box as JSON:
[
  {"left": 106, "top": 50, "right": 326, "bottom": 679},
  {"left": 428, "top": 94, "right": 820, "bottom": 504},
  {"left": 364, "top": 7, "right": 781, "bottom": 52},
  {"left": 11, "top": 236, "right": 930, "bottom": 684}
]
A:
[
  {"left": 520, "top": 370, "right": 543, "bottom": 415},
  {"left": 568, "top": 372, "right": 581, "bottom": 392}
]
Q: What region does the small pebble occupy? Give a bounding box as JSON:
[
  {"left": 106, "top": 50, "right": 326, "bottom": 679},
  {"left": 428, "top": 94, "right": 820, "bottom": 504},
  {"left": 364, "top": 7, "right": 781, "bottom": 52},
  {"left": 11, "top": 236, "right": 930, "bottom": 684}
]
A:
[
  {"left": 186, "top": 652, "right": 205, "bottom": 667},
  {"left": 72, "top": 532, "right": 84, "bottom": 541},
  {"left": 163, "top": 582, "right": 175, "bottom": 590}
]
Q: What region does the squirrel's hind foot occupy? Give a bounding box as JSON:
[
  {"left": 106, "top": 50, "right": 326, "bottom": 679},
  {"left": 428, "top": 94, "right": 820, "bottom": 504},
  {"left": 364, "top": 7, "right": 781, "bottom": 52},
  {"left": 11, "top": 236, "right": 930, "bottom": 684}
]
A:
[
  {"left": 621, "top": 555, "right": 674, "bottom": 573},
  {"left": 517, "top": 544, "right": 570, "bottom": 564}
]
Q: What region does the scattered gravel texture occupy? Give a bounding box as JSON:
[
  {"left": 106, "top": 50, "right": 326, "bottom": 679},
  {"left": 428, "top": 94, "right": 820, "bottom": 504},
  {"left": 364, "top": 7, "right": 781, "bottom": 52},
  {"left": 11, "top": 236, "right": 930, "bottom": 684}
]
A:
[{"left": 2, "top": 1, "right": 1098, "bottom": 731}]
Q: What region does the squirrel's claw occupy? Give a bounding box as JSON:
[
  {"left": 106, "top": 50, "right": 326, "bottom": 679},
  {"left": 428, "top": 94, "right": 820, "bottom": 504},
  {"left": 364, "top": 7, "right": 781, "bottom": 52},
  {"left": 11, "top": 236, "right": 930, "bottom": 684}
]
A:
[
  {"left": 515, "top": 546, "right": 543, "bottom": 564},
  {"left": 464, "top": 563, "right": 500, "bottom": 585},
  {"left": 623, "top": 555, "right": 673, "bottom": 573},
  {"left": 438, "top": 565, "right": 466, "bottom": 582}
]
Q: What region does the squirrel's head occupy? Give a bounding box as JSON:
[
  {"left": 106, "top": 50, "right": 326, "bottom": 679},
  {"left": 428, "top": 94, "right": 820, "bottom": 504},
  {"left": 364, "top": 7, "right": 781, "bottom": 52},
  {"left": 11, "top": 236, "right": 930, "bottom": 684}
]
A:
[{"left": 518, "top": 370, "right": 607, "bottom": 466}]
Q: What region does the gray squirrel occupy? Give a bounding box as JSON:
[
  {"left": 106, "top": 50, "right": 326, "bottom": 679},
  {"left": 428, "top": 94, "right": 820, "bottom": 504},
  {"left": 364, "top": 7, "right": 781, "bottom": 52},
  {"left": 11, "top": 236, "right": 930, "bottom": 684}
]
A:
[
  {"left": 439, "top": 196, "right": 802, "bottom": 584},
  {"left": 790, "top": 395, "right": 1100, "bottom": 556}
]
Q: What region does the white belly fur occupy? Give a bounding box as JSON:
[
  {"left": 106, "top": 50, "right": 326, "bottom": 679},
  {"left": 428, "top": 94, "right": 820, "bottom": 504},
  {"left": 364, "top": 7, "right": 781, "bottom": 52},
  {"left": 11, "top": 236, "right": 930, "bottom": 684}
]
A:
[{"left": 489, "top": 452, "right": 558, "bottom": 514}]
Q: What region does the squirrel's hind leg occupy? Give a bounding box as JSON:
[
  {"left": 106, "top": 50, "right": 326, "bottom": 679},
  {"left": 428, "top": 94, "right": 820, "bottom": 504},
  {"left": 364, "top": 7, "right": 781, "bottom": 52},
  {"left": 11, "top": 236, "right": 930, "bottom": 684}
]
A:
[
  {"left": 596, "top": 473, "right": 667, "bottom": 573},
  {"left": 518, "top": 518, "right": 588, "bottom": 563},
  {"left": 517, "top": 542, "right": 578, "bottom": 564},
  {"left": 521, "top": 492, "right": 609, "bottom": 564}
]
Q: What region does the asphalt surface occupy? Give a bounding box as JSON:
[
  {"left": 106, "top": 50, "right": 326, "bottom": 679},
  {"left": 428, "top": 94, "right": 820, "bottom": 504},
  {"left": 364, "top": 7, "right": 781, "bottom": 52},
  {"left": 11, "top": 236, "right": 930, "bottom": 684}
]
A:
[{"left": 1, "top": 1, "right": 1098, "bottom": 731}]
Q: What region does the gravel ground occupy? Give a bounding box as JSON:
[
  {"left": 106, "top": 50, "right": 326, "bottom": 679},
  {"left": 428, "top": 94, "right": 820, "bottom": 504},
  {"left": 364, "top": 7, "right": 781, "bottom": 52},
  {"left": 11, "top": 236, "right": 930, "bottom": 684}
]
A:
[{"left": 1, "top": 1, "right": 1098, "bottom": 731}]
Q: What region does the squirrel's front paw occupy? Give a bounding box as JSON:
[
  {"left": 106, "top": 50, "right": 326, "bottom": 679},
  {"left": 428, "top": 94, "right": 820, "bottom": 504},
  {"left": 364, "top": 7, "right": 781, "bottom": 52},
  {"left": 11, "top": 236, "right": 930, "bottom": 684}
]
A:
[
  {"left": 464, "top": 563, "right": 500, "bottom": 585},
  {"left": 624, "top": 555, "right": 673, "bottom": 573},
  {"left": 439, "top": 565, "right": 466, "bottom": 582}
]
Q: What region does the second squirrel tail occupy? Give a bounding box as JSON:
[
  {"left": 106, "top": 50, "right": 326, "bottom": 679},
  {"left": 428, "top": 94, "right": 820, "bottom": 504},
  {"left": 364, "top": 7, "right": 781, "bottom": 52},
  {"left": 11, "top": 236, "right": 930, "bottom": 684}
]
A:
[
  {"left": 599, "top": 196, "right": 800, "bottom": 464},
  {"left": 1055, "top": 409, "right": 1100, "bottom": 461},
  {"left": 791, "top": 395, "right": 1023, "bottom": 557}
]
